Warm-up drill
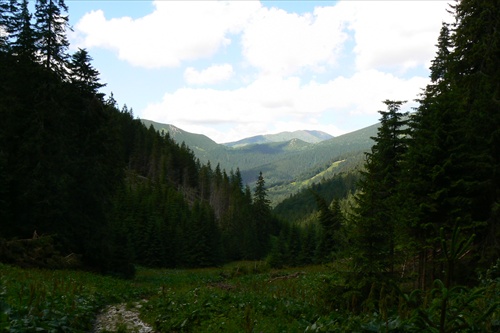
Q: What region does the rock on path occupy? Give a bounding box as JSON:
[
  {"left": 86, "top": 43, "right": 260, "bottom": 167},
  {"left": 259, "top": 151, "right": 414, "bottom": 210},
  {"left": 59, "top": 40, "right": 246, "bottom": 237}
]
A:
[{"left": 92, "top": 300, "right": 154, "bottom": 333}]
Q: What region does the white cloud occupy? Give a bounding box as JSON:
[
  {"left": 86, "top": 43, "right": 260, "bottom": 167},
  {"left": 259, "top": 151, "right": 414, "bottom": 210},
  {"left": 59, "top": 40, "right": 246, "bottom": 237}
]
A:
[
  {"left": 141, "top": 71, "right": 429, "bottom": 143},
  {"left": 0, "top": 26, "right": 7, "bottom": 39},
  {"left": 73, "top": 1, "right": 451, "bottom": 74},
  {"left": 184, "top": 64, "right": 234, "bottom": 85},
  {"left": 241, "top": 5, "right": 349, "bottom": 76},
  {"left": 337, "top": 1, "right": 452, "bottom": 72},
  {"left": 72, "top": 0, "right": 454, "bottom": 143},
  {"left": 74, "top": 1, "right": 261, "bottom": 68}
]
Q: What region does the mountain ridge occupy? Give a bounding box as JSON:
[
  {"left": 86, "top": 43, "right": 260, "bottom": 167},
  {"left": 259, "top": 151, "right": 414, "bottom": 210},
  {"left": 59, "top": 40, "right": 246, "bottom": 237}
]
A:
[{"left": 224, "top": 130, "right": 333, "bottom": 148}]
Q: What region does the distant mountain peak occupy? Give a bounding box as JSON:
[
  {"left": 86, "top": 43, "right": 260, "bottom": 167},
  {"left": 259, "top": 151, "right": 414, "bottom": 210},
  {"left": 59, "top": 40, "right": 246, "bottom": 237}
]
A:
[{"left": 224, "top": 130, "right": 333, "bottom": 148}]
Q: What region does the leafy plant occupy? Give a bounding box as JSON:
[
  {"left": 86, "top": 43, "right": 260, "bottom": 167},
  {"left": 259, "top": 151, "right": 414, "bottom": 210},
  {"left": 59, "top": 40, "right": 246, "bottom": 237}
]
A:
[
  {"left": 0, "top": 263, "right": 149, "bottom": 332},
  {"left": 410, "top": 279, "right": 499, "bottom": 333}
]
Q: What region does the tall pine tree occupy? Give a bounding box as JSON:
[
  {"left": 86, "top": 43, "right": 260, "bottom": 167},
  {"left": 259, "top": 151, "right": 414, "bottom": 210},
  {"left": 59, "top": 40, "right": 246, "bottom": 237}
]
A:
[
  {"left": 350, "top": 100, "right": 409, "bottom": 290},
  {"left": 253, "top": 172, "right": 273, "bottom": 258},
  {"left": 312, "top": 192, "right": 343, "bottom": 262},
  {"left": 34, "top": 0, "right": 70, "bottom": 76},
  {"left": 404, "top": 0, "right": 500, "bottom": 287},
  {"left": 450, "top": 0, "right": 500, "bottom": 269},
  {"left": 0, "top": 0, "right": 11, "bottom": 50},
  {"left": 68, "top": 48, "right": 106, "bottom": 98},
  {"left": 8, "top": 0, "right": 37, "bottom": 61}
]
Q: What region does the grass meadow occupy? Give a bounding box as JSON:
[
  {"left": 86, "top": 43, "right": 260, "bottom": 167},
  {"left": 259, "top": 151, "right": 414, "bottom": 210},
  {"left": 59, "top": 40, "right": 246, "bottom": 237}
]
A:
[{"left": 1, "top": 261, "right": 499, "bottom": 332}]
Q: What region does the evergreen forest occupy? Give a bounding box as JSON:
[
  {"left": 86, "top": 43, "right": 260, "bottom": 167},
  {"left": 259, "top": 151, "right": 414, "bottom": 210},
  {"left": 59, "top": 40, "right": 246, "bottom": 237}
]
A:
[
  {"left": 0, "top": 0, "right": 282, "bottom": 275},
  {"left": 0, "top": 0, "right": 499, "bottom": 331}
]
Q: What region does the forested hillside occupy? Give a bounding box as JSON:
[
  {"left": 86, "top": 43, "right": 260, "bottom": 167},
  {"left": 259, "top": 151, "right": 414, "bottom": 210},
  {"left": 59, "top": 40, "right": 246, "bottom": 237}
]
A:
[
  {"left": 145, "top": 118, "right": 378, "bottom": 204},
  {"left": 0, "top": 0, "right": 282, "bottom": 277}
]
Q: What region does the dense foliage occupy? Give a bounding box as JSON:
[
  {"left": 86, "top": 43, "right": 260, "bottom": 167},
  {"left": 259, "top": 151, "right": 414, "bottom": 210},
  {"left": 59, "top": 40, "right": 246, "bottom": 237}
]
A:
[
  {"left": 2, "top": 262, "right": 498, "bottom": 332},
  {"left": 273, "top": 171, "right": 359, "bottom": 222},
  {"left": 0, "top": 263, "right": 144, "bottom": 332},
  {"left": 268, "top": 0, "right": 500, "bottom": 329}
]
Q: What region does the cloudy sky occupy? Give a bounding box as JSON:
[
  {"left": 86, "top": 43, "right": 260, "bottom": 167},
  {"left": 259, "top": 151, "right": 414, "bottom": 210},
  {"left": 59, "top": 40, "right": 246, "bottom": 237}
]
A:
[{"left": 68, "top": 0, "right": 453, "bottom": 143}]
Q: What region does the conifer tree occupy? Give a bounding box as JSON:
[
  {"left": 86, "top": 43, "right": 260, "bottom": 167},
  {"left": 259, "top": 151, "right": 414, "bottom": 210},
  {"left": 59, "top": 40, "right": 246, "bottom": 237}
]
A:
[
  {"left": 8, "top": 0, "right": 37, "bottom": 61},
  {"left": 222, "top": 167, "right": 255, "bottom": 260},
  {"left": 287, "top": 224, "right": 302, "bottom": 266},
  {"left": 404, "top": 22, "right": 461, "bottom": 288},
  {"left": 198, "top": 161, "right": 212, "bottom": 201},
  {"left": 313, "top": 194, "right": 343, "bottom": 262},
  {"left": 0, "top": 0, "right": 11, "bottom": 50},
  {"left": 68, "top": 48, "right": 105, "bottom": 98},
  {"left": 349, "top": 100, "right": 409, "bottom": 289},
  {"left": 404, "top": 0, "right": 500, "bottom": 286},
  {"left": 253, "top": 172, "right": 273, "bottom": 257},
  {"left": 300, "top": 223, "right": 318, "bottom": 265},
  {"left": 254, "top": 171, "right": 271, "bottom": 213},
  {"left": 450, "top": 0, "right": 500, "bottom": 268},
  {"left": 34, "top": 0, "right": 70, "bottom": 76},
  {"left": 267, "top": 232, "right": 287, "bottom": 268}
]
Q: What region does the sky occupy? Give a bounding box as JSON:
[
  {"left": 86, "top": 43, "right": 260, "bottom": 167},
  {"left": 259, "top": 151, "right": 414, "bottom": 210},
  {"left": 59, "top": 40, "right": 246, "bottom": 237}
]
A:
[{"left": 67, "top": 0, "right": 453, "bottom": 143}]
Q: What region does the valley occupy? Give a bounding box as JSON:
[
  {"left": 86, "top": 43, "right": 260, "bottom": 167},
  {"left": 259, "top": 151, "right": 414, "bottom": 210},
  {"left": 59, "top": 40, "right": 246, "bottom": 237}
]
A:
[
  {"left": 1, "top": 0, "right": 499, "bottom": 331},
  {"left": 142, "top": 119, "right": 378, "bottom": 204}
]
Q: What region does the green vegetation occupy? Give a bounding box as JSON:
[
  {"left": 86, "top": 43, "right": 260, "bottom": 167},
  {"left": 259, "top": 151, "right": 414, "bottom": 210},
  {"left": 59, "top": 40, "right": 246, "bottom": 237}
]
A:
[
  {"left": 1, "top": 0, "right": 499, "bottom": 331},
  {"left": 0, "top": 263, "right": 141, "bottom": 332},
  {"left": 1, "top": 262, "right": 498, "bottom": 332},
  {"left": 274, "top": 171, "right": 359, "bottom": 223}
]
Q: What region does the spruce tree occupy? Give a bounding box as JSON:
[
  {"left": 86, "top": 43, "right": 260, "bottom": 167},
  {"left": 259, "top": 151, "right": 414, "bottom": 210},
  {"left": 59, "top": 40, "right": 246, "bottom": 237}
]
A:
[
  {"left": 68, "top": 48, "right": 106, "bottom": 98},
  {"left": 404, "top": 0, "right": 500, "bottom": 286},
  {"left": 253, "top": 171, "right": 273, "bottom": 257},
  {"left": 312, "top": 192, "right": 342, "bottom": 262},
  {"left": 267, "top": 232, "right": 287, "bottom": 268},
  {"left": 198, "top": 161, "right": 212, "bottom": 201},
  {"left": 349, "top": 100, "right": 409, "bottom": 290},
  {"left": 34, "top": 0, "right": 70, "bottom": 76},
  {"left": 404, "top": 22, "right": 461, "bottom": 288},
  {"left": 451, "top": 0, "right": 500, "bottom": 268},
  {"left": 0, "top": 0, "right": 11, "bottom": 50},
  {"left": 287, "top": 224, "right": 302, "bottom": 266},
  {"left": 254, "top": 171, "right": 271, "bottom": 211},
  {"left": 299, "top": 223, "right": 318, "bottom": 265},
  {"left": 8, "top": 0, "right": 37, "bottom": 61}
]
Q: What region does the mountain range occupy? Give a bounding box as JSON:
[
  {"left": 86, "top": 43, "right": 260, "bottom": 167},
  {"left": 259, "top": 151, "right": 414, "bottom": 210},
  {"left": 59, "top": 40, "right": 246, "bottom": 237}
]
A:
[
  {"left": 141, "top": 119, "right": 378, "bottom": 204},
  {"left": 224, "top": 130, "right": 333, "bottom": 148}
]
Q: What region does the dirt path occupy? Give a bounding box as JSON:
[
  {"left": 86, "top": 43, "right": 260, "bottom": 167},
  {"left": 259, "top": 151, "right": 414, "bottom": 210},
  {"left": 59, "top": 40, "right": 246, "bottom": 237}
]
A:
[{"left": 92, "top": 300, "right": 154, "bottom": 333}]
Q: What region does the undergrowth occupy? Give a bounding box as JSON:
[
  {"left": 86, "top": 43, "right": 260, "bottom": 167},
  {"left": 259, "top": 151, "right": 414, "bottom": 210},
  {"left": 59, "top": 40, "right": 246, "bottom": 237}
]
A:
[
  {"left": 0, "top": 264, "right": 144, "bottom": 332},
  {"left": 1, "top": 260, "right": 498, "bottom": 332}
]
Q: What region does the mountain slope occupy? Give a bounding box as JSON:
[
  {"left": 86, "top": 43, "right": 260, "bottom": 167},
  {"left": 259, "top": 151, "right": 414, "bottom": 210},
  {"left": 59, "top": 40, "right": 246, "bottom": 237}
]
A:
[{"left": 141, "top": 120, "right": 221, "bottom": 152}]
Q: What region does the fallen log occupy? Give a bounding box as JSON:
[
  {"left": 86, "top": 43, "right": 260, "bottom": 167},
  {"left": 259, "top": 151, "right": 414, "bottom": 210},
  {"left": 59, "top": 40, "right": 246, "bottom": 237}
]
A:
[{"left": 268, "top": 271, "right": 305, "bottom": 283}]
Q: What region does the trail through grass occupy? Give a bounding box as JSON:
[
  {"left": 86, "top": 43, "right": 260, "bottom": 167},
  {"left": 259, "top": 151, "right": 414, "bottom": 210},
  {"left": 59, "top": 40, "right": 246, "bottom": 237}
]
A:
[
  {"left": 1, "top": 262, "right": 330, "bottom": 332},
  {"left": 1, "top": 261, "right": 498, "bottom": 332}
]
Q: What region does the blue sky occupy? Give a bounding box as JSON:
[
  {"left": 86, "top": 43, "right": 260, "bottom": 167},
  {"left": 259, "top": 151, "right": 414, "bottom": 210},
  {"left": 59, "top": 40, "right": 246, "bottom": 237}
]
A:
[{"left": 67, "top": 0, "right": 452, "bottom": 143}]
